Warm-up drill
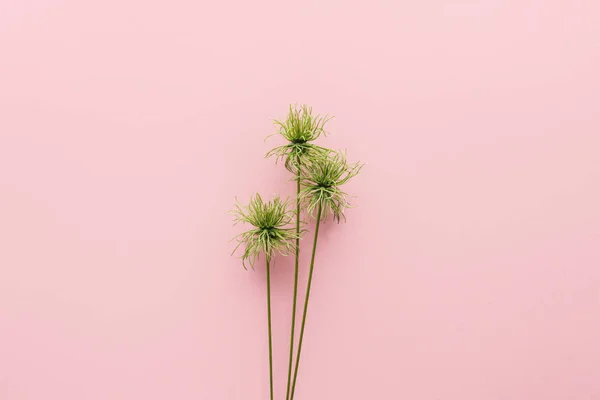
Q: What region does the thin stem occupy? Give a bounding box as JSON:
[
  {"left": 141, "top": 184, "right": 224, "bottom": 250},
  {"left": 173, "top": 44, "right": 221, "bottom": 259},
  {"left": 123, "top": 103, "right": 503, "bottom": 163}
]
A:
[
  {"left": 285, "top": 165, "right": 301, "bottom": 400},
  {"left": 290, "top": 203, "right": 322, "bottom": 400},
  {"left": 266, "top": 256, "right": 274, "bottom": 400}
]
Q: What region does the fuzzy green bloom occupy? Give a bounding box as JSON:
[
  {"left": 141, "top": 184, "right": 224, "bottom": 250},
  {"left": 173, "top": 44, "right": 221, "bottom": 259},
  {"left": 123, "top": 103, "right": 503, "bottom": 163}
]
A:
[
  {"left": 299, "top": 151, "right": 363, "bottom": 223},
  {"left": 231, "top": 194, "right": 300, "bottom": 269},
  {"left": 266, "top": 104, "right": 332, "bottom": 172}
]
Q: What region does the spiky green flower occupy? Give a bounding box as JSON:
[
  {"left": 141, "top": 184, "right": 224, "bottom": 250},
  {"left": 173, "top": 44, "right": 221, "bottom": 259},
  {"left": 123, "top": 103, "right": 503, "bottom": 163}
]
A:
[
  {"left": 265, "top": 104, "right": 332, "bottom": 172},
  {"left": 231, "top": 193, "right": 300, "bottom": 269},
  {"left": 299, "top": 151, "right": 363, "bottom": 223}
]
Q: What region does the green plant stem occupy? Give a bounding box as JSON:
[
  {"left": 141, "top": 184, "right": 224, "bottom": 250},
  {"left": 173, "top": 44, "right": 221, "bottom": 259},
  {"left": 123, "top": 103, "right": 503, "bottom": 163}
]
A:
[
  {"left": 285, "top": 166, "right": 302, "bottom": 400},
  {"left": 290, "top": 203, "right": 322, "bottom": 400},
  {"left": 265, "top": 256, "right": 274, "bottom": 400}
]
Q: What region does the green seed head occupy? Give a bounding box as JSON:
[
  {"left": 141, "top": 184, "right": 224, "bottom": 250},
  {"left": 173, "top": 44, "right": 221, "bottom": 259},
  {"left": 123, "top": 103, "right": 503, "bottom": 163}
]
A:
[
  {"left": 266, "top": 104, "right": 332, "bottom": 173},
  {"left": 299, "top": 151, "right": 363, "bottom": 223},
  {"left": 230, "top": 193, "right": 300, "bottom": 269}
]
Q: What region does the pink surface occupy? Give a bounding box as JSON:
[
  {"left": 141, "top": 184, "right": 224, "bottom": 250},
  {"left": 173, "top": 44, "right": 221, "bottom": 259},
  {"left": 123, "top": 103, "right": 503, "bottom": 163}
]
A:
[{"left": 1, "top": 1, "right": 599, "bottom": 399}]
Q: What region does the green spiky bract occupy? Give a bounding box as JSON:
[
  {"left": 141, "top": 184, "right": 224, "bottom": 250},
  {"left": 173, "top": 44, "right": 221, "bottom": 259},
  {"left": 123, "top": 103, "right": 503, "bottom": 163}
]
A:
[
  {"left": 231, "top": 193, "right": 299, "bottom": 269},
  {"left": 299, "top": 150, "right": 363, "bottom": 223},
  {"left": 290, "top": 150, "right": 362, "bottom": 400},
  {"left": 265, "top": 104, "right": 332, "bottom": 173}
]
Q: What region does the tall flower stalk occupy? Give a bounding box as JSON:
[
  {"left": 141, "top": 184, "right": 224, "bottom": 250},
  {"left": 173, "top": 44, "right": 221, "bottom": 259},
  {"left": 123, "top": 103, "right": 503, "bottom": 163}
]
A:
[
  {"left": 266, "top": 105, "right": 331, "bottom": 400},
  {"left": 290, "top": 151, "right": 363, "bottom": 400},
  {"left": 231, "top": 194, "right": 300, "bottom": 400}
]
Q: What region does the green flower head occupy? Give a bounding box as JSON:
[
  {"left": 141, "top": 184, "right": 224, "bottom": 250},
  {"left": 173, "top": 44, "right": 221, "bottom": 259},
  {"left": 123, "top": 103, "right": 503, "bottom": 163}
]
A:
[
  {"left": 230, "top": 193, "right": 300, "bottom": 269},
  {"left": 299, "top": 151, "right": 363, "bottom": 223},
  {"left": 266, "top": 104, "right": 332, "bottom": 172}
]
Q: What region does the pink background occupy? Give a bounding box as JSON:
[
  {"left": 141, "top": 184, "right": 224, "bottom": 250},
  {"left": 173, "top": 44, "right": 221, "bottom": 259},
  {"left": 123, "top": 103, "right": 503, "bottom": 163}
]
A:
[{"left": 1, "top": 1, "right": 599, "bottom": 399}]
